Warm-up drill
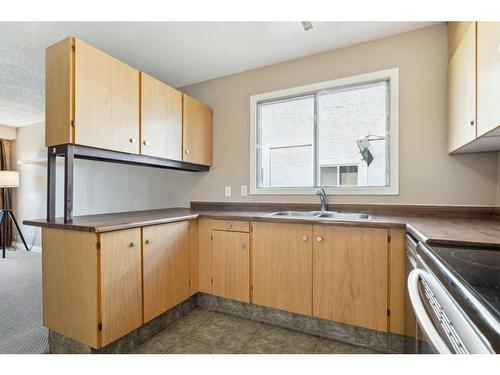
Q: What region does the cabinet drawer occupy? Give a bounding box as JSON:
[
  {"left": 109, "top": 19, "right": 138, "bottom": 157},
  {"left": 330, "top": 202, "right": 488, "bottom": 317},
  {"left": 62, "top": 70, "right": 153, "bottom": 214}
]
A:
[{"left": 211, "top": 219, "right": 249, "bottom": 232}]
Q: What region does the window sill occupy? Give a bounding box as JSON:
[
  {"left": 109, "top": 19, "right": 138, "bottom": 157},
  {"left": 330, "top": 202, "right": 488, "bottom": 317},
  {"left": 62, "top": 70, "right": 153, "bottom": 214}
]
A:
[{"left": 250, "top": 185, "right": 399, "bottom": 196}]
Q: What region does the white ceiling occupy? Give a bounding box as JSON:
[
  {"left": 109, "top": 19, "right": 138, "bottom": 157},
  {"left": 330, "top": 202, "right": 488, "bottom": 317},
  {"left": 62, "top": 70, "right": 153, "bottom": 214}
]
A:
[{"left": 0, "top": 21, "right": 439, "bottom": 127}]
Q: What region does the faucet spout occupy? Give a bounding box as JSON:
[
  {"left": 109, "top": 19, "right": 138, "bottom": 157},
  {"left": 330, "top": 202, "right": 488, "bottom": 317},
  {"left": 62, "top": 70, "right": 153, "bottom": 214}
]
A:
[{"left": 316, "top": 188, "right": 327, "bottom": 215}]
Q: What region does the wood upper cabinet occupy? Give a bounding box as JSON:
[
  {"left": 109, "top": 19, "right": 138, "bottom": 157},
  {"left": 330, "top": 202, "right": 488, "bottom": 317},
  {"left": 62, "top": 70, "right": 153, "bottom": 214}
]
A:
[
  {"left": 212, "top": 230, "right": 250, "bottom": 303},
  {"left": 142, "top": 221, "right": 190, "bottom": 323},
  {"left": 448, "top": 22, "right": 476, "bottom": 153},
  {"left": 182, "top": 94, "right": 212, "bottom": 166},
  {"left": 313, "top": 225, "right": 388, "bottom": 332},
  {"left": 141, "top": 73, "right": 183, "bottom": 159},
  {"left": 252, "top": 222, "right": 312, "bottom": 316},
  {"left": 477, "top": 22, "right": 500, "bottom": 137},
  {"left": 99, "top": 228, "right": 143, "bottom": 346},
  {"left": 46, "top": 37, "right": 213, "bottom": 166},
  {"left": 45, "top": 37, "right": 140, "bottom": 153}
]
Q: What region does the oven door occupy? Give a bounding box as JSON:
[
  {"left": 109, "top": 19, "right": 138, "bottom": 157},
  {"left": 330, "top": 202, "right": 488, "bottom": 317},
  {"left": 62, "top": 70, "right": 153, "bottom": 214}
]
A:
[{"left": 408, "top": 252, "right": 494, "bottom": 354}]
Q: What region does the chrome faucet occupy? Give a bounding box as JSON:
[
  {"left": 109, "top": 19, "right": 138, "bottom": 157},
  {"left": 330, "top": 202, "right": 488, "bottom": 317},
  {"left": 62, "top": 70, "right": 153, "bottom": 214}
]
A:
[{"left": 316, "top": 188, "right": 327, "bottom": 215}]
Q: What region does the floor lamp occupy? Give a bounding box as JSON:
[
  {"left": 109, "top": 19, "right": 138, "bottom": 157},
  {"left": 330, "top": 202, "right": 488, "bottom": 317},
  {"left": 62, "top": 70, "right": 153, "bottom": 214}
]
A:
[{"left": 0, "top": 171, "right": 29, "bottom": 258}]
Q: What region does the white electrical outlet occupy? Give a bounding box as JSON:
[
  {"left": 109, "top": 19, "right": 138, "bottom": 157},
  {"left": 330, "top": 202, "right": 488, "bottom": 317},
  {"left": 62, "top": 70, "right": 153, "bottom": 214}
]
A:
[
  {"left": 224, "top": 186, "right": 232, "bottom": 197},
  {"left": 240, "top": 185, "right": 248, "bottom": 196}
]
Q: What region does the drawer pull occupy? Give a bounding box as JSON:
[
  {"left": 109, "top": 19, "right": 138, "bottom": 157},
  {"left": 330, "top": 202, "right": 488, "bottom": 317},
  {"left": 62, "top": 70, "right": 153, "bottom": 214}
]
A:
[
  {"left": 226, "top": 223, "right": 232, "bottom": 229},
  {"left": 302, "top": 235, "right": 308, "bottom": 241},
  {"left": 185, "top": 149, "right": 190, "bottom": 155},
  {"left": 145, "top": 239, "right": 151, "bottom": 245},
  {"left": 129, "top": 138, "right": 137, "bottom": 144},
  {"left": 241, "top": 241, "right": 247, "bottom": 249},
  {"left": 129, "top": 241, "right": 137, "bottom": 247},
  {"left": 316, "top": 236, "right": 323, "bottom": 243},
  {"left": 143, "top": 140, "right": 150, "bottom": 146}
]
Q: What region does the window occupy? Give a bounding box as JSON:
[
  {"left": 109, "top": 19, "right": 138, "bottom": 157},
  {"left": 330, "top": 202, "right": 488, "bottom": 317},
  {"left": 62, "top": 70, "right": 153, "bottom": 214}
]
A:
[{"left": 250, "top": 68, "right": 399, "bottom": 195}]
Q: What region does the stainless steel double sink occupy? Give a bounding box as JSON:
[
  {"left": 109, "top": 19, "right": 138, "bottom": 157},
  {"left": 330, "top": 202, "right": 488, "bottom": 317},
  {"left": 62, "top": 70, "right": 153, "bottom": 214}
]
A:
[{"left": 267, "top": 210, "right": 372, "bottom": 221}]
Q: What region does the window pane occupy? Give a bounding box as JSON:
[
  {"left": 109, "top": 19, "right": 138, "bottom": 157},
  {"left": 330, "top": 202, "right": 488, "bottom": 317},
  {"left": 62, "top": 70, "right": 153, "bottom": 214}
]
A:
[
  {"left": 320, "top": 166, "right": 338, "bottom": 186},
  {"left": 318, "top": 81, "right": 388, "bottom": 187},
  {"left": 339, "top": 165, "right": 358, "bottom": 186},
  {"left": 270, "top": 145, "right": 313, "bottom": 187},
  {"left": 258, "top": 96, "right": 314, "bottom": 187}
]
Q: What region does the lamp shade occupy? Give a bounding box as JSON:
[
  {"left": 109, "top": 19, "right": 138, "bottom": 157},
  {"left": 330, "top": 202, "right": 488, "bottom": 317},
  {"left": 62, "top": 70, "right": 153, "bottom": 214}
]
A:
[{"left": 0, "top": 171, "right": 19, "bottom": 188}]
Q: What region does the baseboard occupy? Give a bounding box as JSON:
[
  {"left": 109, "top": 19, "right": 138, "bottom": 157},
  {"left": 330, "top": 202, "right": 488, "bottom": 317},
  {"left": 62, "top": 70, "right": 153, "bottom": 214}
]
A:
[{"left": 12, "top": 241, "right": 42, "bottom": 253}]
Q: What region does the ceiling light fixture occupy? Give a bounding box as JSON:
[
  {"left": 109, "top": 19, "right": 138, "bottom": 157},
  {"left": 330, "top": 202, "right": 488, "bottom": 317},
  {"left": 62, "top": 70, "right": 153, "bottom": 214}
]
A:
[{"left": 301, "top": 21, "right": 313, "bottom": 31}]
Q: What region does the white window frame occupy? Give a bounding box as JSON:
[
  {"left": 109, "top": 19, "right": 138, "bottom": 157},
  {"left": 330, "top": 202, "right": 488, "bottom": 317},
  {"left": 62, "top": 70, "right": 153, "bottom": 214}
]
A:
[{"left": 249, "top": 68, "right": 399, "bottom": 195}]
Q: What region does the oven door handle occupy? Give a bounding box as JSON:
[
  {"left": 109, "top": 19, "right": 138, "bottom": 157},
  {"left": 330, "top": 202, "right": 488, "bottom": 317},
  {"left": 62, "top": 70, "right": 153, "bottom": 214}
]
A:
[{"left": 408, "top": 269, "right": 452, "bottom": 354}]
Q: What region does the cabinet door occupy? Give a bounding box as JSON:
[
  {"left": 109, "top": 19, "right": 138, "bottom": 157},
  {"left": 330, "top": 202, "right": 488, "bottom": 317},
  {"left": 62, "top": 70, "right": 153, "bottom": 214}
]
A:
[
  {"left": 74, "top": 38, "right": 140, "bottom": 154},
  {"left": 100, "top": 228, "right": 142, "bottom": 346},
  {"left": 448, "top": 22, "right": 476, "bottom": 152},
  {"left": 477, "top": 22, "right": 500, "bottom": 136},
  {"left": 313, "top": 225, "right": 388, "bottom": 332},
  {"left": 212, "top": 230, "right": 250, "bottom": 303},
  {"left": 182, "top": 94, "right": 212, "bottom": 166},
  {"left": 252, "top": 222, "right": 312, "bottom": 315},
  {"left": 143, "top": 221, "right": 190, "bottom": 322},
  {"left": 141, "top": 73, "right": 182, "bottom": 159}
]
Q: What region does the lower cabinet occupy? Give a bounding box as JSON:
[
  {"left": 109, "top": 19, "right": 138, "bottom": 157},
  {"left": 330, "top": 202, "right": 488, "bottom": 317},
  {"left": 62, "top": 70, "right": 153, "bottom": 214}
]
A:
[
  {"left": 99, "top": 228, "right": 143, "bottom": 346},
  {"left": 252, "top": 222, "right": 313, "bottom": 316},
  {"left": 142, "top": 221, "right": 190, "bottom": 323},
  {"left": 212, "top": 230, "right": 250, "bottom": 303},
  {"left": 42, "top": 227, "right": 143, "bottom": 348},
  {"left": 312, "top": 225, "right": 388, "bottom": 332}
]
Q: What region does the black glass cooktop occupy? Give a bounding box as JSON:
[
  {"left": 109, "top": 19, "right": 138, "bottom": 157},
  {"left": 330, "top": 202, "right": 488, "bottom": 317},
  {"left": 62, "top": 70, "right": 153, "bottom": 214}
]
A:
[{"left": 430, "top": 245, "right": 500, "bottom": 317}]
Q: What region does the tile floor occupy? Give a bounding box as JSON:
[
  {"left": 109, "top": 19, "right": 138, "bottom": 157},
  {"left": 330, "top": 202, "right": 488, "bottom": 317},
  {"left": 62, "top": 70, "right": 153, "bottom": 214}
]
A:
[{"left": 133, "top": 307, "right": 381, "bottom": 354}]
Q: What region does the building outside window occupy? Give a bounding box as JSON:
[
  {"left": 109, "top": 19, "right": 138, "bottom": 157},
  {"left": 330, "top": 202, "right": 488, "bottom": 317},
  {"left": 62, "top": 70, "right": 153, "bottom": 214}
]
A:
[{"left": 250, "top": 68, "right": 399, "bottom": 195}]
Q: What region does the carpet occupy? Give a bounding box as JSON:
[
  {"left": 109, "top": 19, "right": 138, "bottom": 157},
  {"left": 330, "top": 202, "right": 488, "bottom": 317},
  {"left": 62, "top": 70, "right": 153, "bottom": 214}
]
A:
[{"left": 0, "top": 249, "right": 48, "bottom": 354}]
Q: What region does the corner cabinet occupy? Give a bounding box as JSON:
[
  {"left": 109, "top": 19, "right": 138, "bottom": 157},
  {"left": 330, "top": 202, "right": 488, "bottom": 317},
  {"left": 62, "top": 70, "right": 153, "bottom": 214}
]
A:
[
  {"left": 45, "top": 37, "right": 212, "bottom": 168},
  {"left": 142, "top": 221, "right": 190, "bottom": 323},
  {"left": 183, "top": 94, "right": 213, "bottom": 166},
  {"left": 448, "top": 22, "right": 500, "bottom": 153}
]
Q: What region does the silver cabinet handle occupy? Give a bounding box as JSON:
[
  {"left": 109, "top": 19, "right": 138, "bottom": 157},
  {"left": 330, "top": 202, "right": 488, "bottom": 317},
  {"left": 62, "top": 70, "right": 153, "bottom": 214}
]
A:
[
  {"left": 316, "top": 236, "right": 323, "bottom": 243},
  {"left": 302, "top": 235, "right": 308, "bottom": 241},
  {"left": 408, "top": 269, "right": 451, "bottom": 354},
  {"left": 129, "top": 240, "right": 138, "bottom": 247},
  {"left": 143, "top": 140, "right": 150, "bottom": 146},
  {"left": 241, "top": 241, "right": 246, "bottom": 249},
  {"left": 129, "top": 138, "right": 137, "bottom": 144},
  {"left": 184, "top": 149, "right": 190, "bottom": 155}
]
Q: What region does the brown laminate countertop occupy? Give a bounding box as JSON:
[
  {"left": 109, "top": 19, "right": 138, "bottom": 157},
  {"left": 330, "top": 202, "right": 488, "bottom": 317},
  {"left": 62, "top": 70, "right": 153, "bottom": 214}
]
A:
[{"left": 23, "top": 207, "right": 500, "bottom": 247}]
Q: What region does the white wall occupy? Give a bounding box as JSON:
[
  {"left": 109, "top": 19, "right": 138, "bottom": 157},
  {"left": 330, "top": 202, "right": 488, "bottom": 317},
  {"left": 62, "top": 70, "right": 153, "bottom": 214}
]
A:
[{"left": 12, "top": 122, "right": 204, "bottom": 248}]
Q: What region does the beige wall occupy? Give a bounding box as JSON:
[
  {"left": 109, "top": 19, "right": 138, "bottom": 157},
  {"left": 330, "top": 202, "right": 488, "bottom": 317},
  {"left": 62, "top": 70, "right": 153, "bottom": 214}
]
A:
[
  {"left": 182, "top": 24, "right": 498, "bottom": 206},
  {"left": 0, "top": 124, "right": 17, "bottom": 140}
]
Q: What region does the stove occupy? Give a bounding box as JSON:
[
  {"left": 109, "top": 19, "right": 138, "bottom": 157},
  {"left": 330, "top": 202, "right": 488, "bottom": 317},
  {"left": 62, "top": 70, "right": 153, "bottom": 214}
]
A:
[
  {"left": 431, "top": 245, "right": 500, "bottom": 316},
  {"left": 413, "top": 242, "right": 500, "bottom": 353}
]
